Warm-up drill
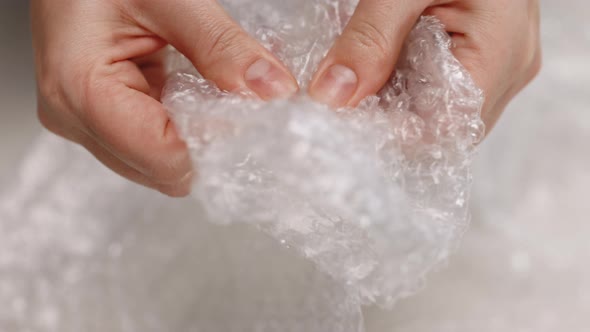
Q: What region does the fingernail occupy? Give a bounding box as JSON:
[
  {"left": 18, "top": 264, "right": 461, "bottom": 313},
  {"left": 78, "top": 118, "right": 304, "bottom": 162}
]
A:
[
  {"left": 245, "top": 58, "right": 298, "bottom": 99},
  {"left": 310, "top": 64, "right": 358, "bottom": 107}
]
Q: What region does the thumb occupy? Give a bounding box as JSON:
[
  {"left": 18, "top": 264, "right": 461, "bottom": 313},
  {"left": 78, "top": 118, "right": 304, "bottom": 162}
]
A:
[
  {"left": 309, "top": 0, "right": 429, "bottom": 107},
  {"left": 138, "top": 0, "right": 298, "bottom": 99}
]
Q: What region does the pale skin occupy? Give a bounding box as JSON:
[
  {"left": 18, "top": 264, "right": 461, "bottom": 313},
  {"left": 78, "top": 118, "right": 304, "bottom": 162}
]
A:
[{"left": 32, "top": 0, "right": 541, "bottom": 197}]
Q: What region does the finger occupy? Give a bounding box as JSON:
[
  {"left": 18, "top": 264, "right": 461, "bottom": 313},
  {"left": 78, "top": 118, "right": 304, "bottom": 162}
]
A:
[
  {"left": 135, "top": 0, "right": 298, "bottom": 99},
  {"left": 309, "top": 0, "right": 430, "bottom": 107},
  {"left": 79, "top": 133, "right": 193, "bottom": 198},
  {"left": 81, "top": 59, "right": 192, "bottom": 188},
  {"left": 424, "top": 4, "right": 517, "bottom": 131},
  {"left": 422, "top": 5, "right": 496, "bottom": 90},
  {"left": 38, "top": 94, "right": 192, "bottom": 197},
  {"left": 132, "top": 49, "right": 169, "bottom": 100},
  {"left": 37, "top": 96, "right": 81, "bottom": 142}
]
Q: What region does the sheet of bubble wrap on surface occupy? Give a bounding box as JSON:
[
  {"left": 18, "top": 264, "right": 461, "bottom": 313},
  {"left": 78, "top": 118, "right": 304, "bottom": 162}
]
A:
[{"left": 163, "top": 0, "right": 484, "bottom": 307}]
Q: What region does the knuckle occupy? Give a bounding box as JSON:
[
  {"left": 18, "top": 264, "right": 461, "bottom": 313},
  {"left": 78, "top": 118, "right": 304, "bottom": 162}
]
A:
[
  {"left": 149, "top": 155, "right": 192, "bottom": 186},
  {"left": 78, "top": 70, "right": 110, "bottom": 131},
  {"left": 527, "top": 50, "right": 542, "bottom": 83},
  {"left": 37, "top": 105, "right": 59, "bottom": 135},
  {"left": 524, "top": 28, "right": 542, "bottom": 82},
  {"left": 520, "top": 25, "right": 541, "bottom": 86},
  {"left": 125, "top": 0, "right": 143, "bottom": 11},
  {"left": 37, "top": 58, "right": 96, "bottom": 127},
  {"left": 36, "top": 104, "right": 80, "bottom": 142},
  {"left": 35, "top": 76, "right": 77, "bottom": 139},
  {"left": 37, "top": 74, "right": 64, "bottom": 108},
  {"left": 345, "top": 20, "right": 391, "bottom": 60},
  {"left": 157, "top": 183, "right": 191, "bottom": 198},
  {"left": 206, "top": 24, "right": 249, "bottom": 59},
  {"left": 151, "top": 169, "right": 182, "bottom": 185}
]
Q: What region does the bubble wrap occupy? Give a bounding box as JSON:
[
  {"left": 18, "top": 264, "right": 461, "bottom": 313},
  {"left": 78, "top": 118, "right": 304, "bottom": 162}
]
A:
[
  {"left": 0, "top": 0, "right": 485, "bottom": 331},
  {"left": 163, "top": 0, "right": 484, "bottom": 306}
]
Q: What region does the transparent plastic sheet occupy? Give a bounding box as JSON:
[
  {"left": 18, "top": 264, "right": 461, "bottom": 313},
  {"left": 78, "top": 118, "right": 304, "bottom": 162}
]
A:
[
  {"left": 164, "top": 0, "right": 484, "bottom": 307},
  {"left": 0, "top": 0, "right": 485, "bottom": 331}
]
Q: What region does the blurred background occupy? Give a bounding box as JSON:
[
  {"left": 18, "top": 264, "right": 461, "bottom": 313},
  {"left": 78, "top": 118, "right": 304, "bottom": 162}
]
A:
[
  {"left": 1, "top": 1, "right": 589, "bottom": 331},
  {"left": 0, "top": 2, "right": 40, "bottom": 180}
]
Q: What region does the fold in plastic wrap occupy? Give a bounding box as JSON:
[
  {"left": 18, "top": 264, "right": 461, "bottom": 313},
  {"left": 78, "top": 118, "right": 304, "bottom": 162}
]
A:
[{"left": 163, "top": 0, "right": 484, "bottom": 307}]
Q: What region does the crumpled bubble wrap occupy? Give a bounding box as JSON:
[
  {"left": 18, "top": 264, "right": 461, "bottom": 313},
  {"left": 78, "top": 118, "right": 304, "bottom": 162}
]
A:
[
  {"left": 0, "top": 0, "right": 484, "bottom": 331},
  {"left": 163, "top": 0, "right": 484, "bottom": 307}
]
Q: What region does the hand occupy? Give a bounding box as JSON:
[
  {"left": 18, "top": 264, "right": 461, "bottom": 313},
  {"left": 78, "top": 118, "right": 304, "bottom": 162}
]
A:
[
  {"left": 32, "top": 0, "right": 299, "bottom": 196},
  {"left": 309, "top": 0, "right": 541, "bottom": 133}
]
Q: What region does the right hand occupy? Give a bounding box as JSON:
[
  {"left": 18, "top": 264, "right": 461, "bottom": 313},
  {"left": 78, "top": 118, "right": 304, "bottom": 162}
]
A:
[{"left": 32, "top": 0, "right": 299, "bottom": 197}]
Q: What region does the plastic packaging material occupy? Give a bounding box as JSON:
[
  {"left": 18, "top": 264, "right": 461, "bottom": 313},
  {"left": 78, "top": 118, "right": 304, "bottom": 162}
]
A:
[
  {"left": 5, "top": 2, "right": 590, "bottom": 331},
  {"left": 0, "top": 0, "right": 484, "bottom": 331},
  {"left": 164, "top": 0, "right": 484, "bottom": 307}
]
